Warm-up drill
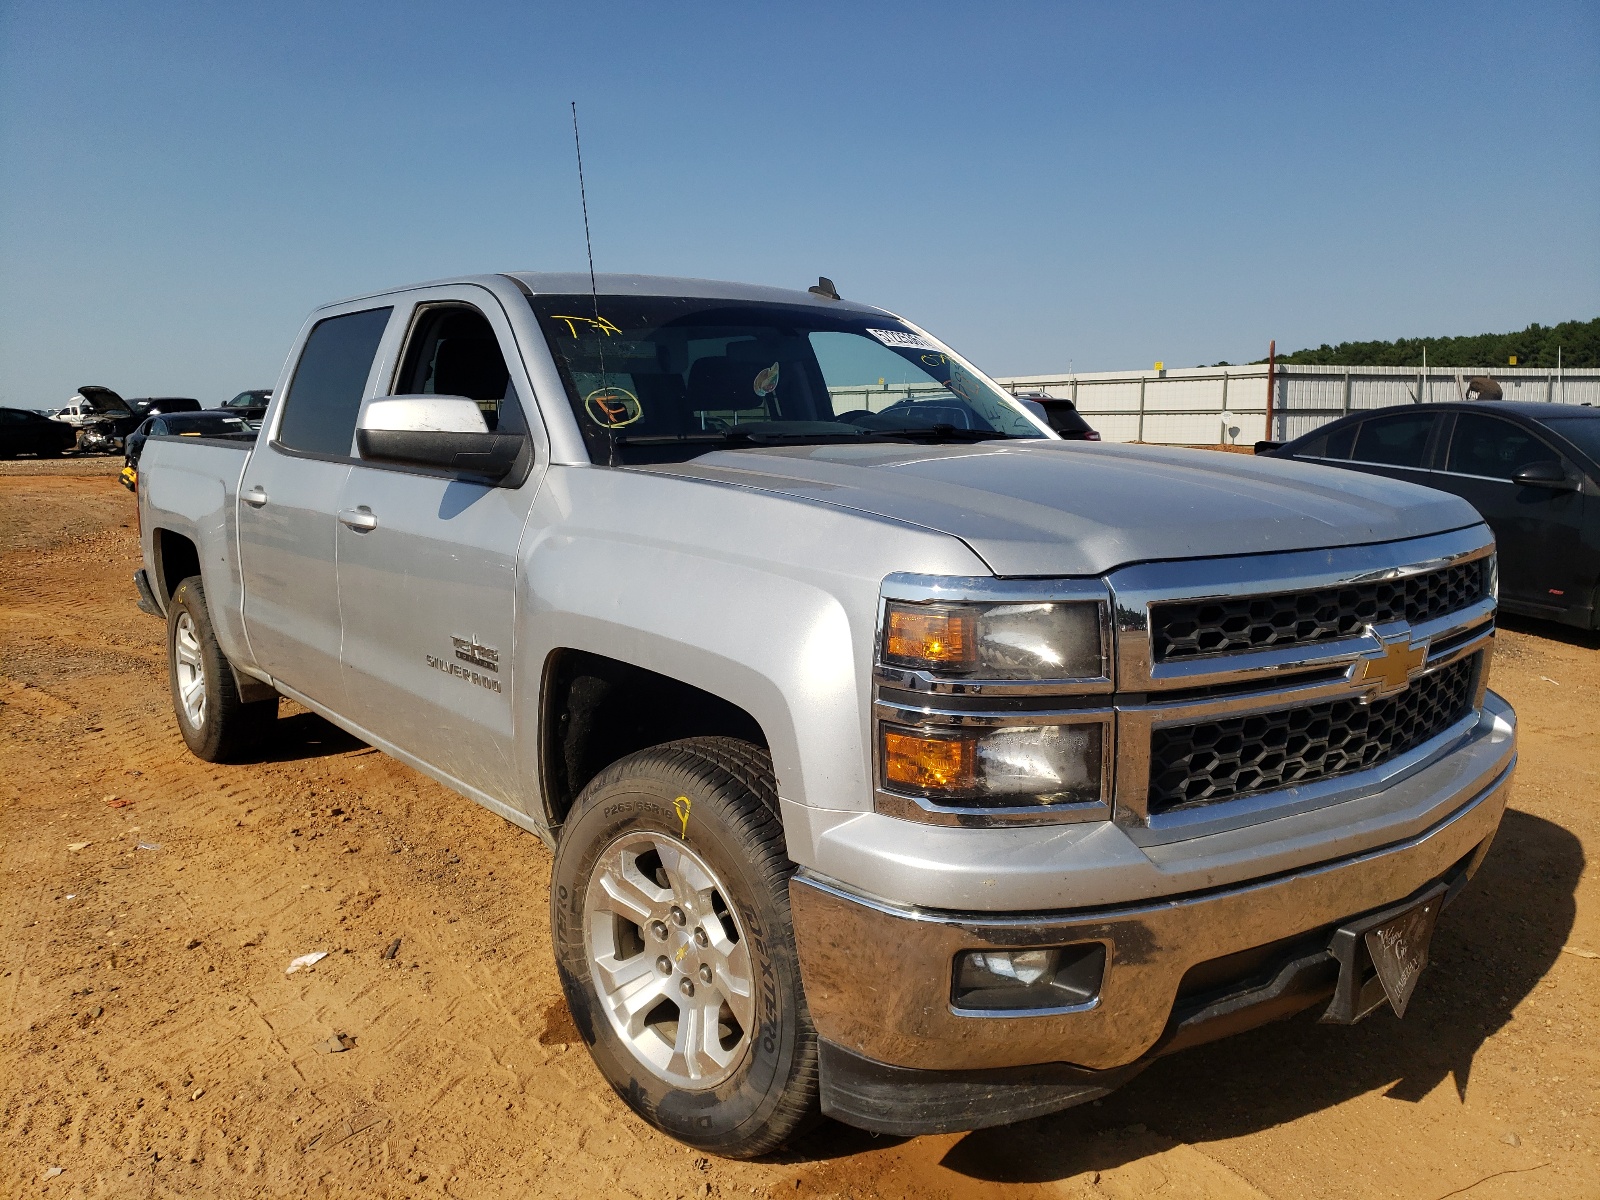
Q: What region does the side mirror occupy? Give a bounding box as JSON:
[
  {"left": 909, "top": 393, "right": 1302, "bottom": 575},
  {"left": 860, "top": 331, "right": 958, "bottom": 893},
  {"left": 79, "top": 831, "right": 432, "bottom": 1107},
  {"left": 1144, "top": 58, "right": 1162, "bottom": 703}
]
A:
[
  {"left": 1510, "top": 460, "right": 1577, "bottom": 491},
  {"left": 356, "top": 395, "right": 525, "bottom": 482},
  {"left": 1254, "top": 440, "right": 1283, "bottom": 455}
]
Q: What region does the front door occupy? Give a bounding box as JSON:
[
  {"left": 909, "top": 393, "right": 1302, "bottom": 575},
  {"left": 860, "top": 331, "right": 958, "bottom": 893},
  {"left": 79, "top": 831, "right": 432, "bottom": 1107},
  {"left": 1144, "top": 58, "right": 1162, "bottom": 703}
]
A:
[
  {"left": 334, "top": 292, "right": 543, "bottom": 804},
  {"left": 1437, "top": 412, "right": 1590, "bottom": 615},
  {"left": 237, "top": 305, "right": 393, "bottom": 706}
]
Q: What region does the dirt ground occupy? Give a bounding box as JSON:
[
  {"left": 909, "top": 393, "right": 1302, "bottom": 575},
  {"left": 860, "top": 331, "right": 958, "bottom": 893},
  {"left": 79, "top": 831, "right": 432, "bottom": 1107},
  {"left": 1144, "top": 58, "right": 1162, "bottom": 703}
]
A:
[{"left": 2, "top": 457, "right": 1596, "bottom": 1200}]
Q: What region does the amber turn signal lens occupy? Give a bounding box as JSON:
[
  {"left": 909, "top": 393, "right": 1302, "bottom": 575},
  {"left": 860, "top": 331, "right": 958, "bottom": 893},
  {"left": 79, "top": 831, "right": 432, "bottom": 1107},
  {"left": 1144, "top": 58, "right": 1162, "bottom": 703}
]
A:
[
  {"left": 882, "top": 728, "right": 977, "bottom": 793},
  {"left": 884, "top": 604, "right": 977, "bottom": 671}
]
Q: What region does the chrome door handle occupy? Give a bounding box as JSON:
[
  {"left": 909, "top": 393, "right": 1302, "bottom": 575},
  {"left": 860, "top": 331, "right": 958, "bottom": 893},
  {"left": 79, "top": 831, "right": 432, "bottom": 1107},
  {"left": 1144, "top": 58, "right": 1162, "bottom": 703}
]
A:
[
  {"left": 338, "top": 507, "right": 378, "bottom": 532},
  {"left": 243, "top": 485, "right": 268, "bottom": 507}
]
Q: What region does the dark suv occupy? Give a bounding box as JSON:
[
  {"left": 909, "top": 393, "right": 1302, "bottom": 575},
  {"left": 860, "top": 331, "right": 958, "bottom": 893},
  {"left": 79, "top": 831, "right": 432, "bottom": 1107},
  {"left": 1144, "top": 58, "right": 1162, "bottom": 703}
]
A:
[
  {"left": 219, "top": 389, "right": 272, "bottom": 428},
  {"left": 1014, "top": 392, "right": 1101, "bottom": 440}
]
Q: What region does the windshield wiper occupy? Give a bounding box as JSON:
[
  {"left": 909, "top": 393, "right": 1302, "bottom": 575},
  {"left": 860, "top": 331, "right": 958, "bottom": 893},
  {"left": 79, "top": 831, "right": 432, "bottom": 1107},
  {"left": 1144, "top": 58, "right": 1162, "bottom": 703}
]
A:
[
  {"left": 611, "top": 424, "right": 1020, "bottom": 449},
  {"left": 861, "top": 424, "right": 1016, "bottom": 442}
]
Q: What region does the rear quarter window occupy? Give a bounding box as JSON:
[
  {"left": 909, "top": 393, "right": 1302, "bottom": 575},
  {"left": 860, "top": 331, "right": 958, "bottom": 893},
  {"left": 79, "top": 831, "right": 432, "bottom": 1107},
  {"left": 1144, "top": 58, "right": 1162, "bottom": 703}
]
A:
[{"left": 275, "top": 307, "right": 393, "bottom": 456}]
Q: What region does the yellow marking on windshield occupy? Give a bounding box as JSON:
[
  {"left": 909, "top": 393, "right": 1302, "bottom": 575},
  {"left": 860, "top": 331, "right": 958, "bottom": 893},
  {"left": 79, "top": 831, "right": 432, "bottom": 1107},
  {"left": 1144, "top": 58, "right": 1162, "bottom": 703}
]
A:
[{"left": 551, "top": 313, "right": 623, "bottom": 338}]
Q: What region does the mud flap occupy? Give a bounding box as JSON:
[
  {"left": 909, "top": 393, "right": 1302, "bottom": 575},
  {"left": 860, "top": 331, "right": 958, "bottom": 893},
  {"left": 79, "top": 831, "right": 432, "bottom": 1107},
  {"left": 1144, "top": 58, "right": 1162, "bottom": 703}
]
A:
[
  {"left": 1321, "top": 881, "right": 1448, "bottom": 1024},
  {"left": 133, "top": 569, "right": 164, "bottom": 618}
]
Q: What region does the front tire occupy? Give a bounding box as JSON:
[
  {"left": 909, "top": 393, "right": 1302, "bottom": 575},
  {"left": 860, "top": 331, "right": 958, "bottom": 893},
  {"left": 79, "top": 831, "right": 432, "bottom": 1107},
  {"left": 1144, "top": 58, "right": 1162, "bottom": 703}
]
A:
[
  {"left": 550, "top": 737, "right": 819, "bottom": 1158},
  {"left": 167, "top": 575, "right": 277, "bottom": 761}
]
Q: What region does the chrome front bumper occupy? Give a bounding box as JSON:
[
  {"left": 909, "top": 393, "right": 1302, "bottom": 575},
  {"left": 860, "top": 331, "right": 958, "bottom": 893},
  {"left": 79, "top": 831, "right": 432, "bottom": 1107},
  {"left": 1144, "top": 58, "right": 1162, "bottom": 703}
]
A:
[{"left": 790, "top": 723, "right": 1513, "bottom": 1074}]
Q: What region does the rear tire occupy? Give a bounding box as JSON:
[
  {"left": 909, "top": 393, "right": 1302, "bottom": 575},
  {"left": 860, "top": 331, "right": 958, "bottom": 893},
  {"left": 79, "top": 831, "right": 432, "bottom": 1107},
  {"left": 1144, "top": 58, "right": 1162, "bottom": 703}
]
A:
[
  {"left": 167, "top": 575, "right": 277, "bottom": 761},
  {"left": 550, "top": 737, "right": 819, "bottom": 1158}
]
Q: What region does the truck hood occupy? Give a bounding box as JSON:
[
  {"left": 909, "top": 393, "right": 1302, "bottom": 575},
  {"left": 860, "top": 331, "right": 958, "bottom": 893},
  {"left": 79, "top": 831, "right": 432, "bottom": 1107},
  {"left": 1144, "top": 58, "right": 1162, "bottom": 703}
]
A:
[{"left": 646, "top": 440, "right": 1482, "bottom": 576}]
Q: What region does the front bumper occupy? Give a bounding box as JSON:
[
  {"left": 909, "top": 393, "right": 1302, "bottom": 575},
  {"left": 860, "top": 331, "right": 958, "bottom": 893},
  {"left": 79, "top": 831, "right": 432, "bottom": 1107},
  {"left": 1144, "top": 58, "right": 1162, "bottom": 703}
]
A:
[{"left": 790, "top": 706, "right": 1513, "bottom": 1131}]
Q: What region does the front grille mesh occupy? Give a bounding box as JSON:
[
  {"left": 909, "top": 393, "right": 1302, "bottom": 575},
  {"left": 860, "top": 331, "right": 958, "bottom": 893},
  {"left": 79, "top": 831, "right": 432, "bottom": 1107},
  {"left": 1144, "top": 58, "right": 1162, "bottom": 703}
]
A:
[
  {"left": 1147, "top": 654, "right": 1478, "bottom": 813},
  {"left": 1150, "top": 560, "right": 1486, "bottom": 662}
]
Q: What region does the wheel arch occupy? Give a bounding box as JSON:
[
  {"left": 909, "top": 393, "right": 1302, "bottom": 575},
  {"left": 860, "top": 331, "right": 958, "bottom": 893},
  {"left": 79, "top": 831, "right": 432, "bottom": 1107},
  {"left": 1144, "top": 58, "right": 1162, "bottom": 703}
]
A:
[
  {"left": 537, "top": 648, "right": 778, "bottom": 833},
  {"left": 152, "top": 527, "right": 201, "bottom": 605}
]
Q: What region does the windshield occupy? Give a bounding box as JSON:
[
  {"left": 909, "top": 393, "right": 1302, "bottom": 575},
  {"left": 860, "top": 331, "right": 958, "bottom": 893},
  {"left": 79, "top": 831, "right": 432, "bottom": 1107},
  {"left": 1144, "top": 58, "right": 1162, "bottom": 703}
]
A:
[
  {"left": 1541, "top": 416, "right": 1600, "bottom": 467},
  {"left": 526, "top": 295, "right": 1047, "bottom": 464},
  {"left": 223, "top": 391, "right": 267, "bottom": 409}
]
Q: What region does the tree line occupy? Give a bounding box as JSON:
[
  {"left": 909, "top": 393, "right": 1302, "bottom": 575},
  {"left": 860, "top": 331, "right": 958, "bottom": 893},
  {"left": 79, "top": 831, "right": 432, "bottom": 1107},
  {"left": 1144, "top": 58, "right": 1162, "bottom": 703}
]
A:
[{"left": 1257, "top": 317, "right": 1599, "bottom": 369}]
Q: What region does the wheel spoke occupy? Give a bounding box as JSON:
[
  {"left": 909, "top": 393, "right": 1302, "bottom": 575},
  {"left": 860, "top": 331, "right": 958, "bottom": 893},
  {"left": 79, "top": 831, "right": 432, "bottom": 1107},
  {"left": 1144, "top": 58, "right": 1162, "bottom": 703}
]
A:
[
  {"left": 616, "top": 972, "right": 674, "bottom": 1039},
  {"left": 657, "top": 841, "right": 716, "bottom": 910},
  {"left": 592, "top": 950, "right": 657, "bottom": 995},
  {"left": 704, "top": 945, "right": 755, "bottom": 1031},
  {"left": 670, "top": 996, "right": 706, "bottom": 1080},
  {"left": 594, "top": 867, "right": 665, "bottom": 927}
]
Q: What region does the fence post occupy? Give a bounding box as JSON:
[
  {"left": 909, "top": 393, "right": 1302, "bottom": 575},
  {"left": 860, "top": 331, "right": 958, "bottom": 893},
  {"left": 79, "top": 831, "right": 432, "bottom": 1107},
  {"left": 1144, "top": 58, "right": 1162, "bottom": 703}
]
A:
[
  {"left": 1137, "top": 376, "right": 1147, "bottom": 442},
  {"left": 1343, "top": 370, "right": 1352, "bottom": 415}
]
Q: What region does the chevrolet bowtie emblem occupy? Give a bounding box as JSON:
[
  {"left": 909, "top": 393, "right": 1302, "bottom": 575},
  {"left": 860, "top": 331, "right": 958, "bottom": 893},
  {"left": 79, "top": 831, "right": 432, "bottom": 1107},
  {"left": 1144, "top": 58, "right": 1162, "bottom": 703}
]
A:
[{"left": 1354, "top": 629, "right": 1429, "bottom": 699}]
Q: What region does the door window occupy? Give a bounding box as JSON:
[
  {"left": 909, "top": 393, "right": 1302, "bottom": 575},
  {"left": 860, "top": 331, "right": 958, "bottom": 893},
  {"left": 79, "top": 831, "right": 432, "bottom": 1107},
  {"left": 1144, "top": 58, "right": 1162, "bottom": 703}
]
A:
[
  {"left": 1351, "top": 412, "right": 1436, "bottom": 468},
  {"left": 393, "top": 305, "right": 527, "bottom": 434},
  {"left": 1446, "top": 413, "right": 1558, "bottom": 480},
  {"left": 275, "top": 307, "right": 393, "bottom": 456}
]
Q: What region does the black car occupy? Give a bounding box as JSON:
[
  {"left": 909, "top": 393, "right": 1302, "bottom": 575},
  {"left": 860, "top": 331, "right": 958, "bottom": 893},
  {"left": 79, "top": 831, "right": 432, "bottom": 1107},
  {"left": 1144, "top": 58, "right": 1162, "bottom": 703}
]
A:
[
  {"left": 219, "top": 389, "right": 271, "bottom": 427},
  {"left": 1015, "top": 392, "right": 1101, "bottom": 440},
  {"left": 120, "top": 410, "right": 254, "bottom": 491},
  {"left": 1262, "top": 401, "right": 1600, "bottom": 630},
  {"left": 0, "top": 406, "right": 78, "bottom": 458}
]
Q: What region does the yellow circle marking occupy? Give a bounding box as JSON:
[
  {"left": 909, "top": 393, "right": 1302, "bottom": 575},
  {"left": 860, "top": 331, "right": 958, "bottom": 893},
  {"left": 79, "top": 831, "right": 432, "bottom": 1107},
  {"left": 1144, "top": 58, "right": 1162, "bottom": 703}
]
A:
[{"left": 584, "top": 387, "right": 643, "bottom": 428}]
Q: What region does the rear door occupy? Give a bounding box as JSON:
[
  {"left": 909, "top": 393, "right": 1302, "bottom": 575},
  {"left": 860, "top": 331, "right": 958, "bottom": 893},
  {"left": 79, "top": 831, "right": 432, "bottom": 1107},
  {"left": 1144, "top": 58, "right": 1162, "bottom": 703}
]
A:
[
  {"left": 1437, "top": 411, "right": 1589, "bottom": 614},
  {"left": 333, "top": 287, "right": 545, "bottom": 804},
  {"left": 1344, "top": 410, "right": 1446, "bottom": 487},
  {"left": 237, "top": 304, "right": 395, "bottom": 707}
]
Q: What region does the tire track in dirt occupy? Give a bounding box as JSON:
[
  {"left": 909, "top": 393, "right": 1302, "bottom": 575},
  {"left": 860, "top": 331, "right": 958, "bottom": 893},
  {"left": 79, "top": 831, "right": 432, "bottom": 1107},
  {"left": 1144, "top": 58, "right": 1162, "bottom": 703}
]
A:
[{"left": 3, "top": 460, "right": 1597, "bottom": 1200}]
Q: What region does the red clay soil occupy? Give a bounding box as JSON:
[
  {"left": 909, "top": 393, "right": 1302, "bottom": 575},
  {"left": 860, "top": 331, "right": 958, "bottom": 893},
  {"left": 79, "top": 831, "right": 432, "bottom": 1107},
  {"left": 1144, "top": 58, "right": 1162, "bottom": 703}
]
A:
[{"left": 2, "top": 458, "right": 1596, "bottom": 1199}]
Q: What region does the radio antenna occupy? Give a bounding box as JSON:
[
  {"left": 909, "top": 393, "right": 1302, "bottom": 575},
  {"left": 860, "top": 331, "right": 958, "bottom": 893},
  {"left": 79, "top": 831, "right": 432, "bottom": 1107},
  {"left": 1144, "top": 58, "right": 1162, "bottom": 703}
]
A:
[{"left": 571, "top": 101, "right": 616, "bottom": 464}]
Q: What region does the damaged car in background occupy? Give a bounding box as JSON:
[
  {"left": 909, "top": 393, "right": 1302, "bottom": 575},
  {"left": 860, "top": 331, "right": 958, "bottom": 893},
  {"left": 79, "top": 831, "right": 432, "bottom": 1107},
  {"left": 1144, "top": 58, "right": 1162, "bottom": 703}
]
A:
[{"left": 67, "top": 386, "right": 201, "bottom": 454}]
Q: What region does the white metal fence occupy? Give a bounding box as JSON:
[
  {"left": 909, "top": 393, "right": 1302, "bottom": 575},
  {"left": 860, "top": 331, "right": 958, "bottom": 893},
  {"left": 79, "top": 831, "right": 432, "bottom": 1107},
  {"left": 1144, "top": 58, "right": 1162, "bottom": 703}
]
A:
[{"left": 989, "top": 364, "right": 1600, "bottom": 445}]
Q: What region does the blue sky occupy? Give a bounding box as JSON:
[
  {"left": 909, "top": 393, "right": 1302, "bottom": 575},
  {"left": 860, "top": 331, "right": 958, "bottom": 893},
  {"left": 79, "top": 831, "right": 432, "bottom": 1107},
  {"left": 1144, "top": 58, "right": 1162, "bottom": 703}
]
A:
[{"left": 1, "top": 2, "right": 1595, "bottom": 408}]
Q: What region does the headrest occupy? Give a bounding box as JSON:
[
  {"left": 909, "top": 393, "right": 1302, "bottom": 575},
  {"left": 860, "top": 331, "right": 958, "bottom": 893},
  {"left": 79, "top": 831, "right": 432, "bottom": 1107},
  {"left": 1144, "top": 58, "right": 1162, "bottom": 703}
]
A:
[
  {"left": 432, "top": 337, "right": 509, "bottom": 401},
  {"left": 687, "top": 357, "right": 770, "bottom": 410}
]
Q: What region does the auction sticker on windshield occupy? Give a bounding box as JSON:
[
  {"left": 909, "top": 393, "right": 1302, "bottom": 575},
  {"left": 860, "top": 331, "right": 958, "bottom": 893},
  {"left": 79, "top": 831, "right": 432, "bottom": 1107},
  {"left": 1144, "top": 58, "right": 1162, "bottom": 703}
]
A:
[{"left": 866, "top": 328, "right": 944, "bottom": 353}]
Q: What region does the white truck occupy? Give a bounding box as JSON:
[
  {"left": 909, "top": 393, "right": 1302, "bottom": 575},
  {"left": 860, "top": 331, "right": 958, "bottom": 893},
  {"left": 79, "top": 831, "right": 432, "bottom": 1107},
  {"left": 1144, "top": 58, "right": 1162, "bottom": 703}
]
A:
[{"left": 133, "top": 273, "right": 1515, "bottom": 1156}]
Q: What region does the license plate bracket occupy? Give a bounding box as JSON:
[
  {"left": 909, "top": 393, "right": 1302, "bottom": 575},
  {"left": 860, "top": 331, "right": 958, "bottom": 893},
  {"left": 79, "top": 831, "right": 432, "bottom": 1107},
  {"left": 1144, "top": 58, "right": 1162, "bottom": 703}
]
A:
[{"left": 1321, "top": 882, "right": 1448, "bottom": 1024}]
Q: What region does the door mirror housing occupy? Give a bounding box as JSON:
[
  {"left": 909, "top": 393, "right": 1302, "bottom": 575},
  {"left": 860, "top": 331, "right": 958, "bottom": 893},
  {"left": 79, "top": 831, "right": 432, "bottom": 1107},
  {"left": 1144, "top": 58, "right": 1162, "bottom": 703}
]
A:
[
  {"left": 1510, "top": 460, "right": 1577, "bottom": 491},
  {"left": 356, "top": 395, "right": 526, "bottom": 482}
]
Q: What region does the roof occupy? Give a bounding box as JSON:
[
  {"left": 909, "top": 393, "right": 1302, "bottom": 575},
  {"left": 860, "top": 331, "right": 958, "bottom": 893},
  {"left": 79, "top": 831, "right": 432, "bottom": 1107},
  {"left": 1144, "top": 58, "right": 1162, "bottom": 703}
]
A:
[
  {"left": 504, "top": 272, "right": 888, "bottom": 315},
  {"left": 1330, "top": 400, "right": 1600, "bottom": 421},
  {"left": 327, "top": 272, "right": 892, "bottom": 317},
  {"left": 1456, "top": 400, "right": 1600, "bottom": 419}
]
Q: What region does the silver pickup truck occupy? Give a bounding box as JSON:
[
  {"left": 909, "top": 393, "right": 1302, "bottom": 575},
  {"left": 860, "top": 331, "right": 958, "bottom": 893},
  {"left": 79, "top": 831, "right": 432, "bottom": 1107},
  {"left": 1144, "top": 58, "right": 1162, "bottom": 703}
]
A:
[{"left": 134, "top": 273, "right": 1515, "bottom": 1157}]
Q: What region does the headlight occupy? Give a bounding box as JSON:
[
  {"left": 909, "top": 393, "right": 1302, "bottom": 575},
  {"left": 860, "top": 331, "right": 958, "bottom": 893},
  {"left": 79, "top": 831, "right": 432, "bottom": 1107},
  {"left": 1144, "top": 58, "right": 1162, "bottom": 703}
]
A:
[
  {"left": 882, "top": 599, "right": 1103, "bottom": 680},
  {"left": 881, "top": 721, "right": 1104, "bottom": 807}
]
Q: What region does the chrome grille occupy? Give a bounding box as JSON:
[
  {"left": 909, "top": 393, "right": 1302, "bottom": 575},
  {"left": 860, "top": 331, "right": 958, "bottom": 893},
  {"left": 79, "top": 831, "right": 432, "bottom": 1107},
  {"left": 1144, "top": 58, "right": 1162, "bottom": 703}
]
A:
[
  {"left": 1146, "top": 654, "right": 1479, "bottom": 813},
  {"left": 1150, "top": 560, "right": 1486, "bottom": 663}
]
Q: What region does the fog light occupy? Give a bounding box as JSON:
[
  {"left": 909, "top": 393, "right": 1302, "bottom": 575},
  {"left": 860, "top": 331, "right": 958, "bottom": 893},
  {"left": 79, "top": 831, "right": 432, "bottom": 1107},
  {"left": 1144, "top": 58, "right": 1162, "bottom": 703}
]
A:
[{"left": 952, "top": 943, "right": 1107, "bottom": 1013}]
